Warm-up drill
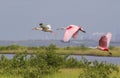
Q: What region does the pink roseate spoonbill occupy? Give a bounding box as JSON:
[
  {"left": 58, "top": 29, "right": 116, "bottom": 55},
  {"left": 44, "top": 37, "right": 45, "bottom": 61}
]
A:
[
  {"left": 58, "top": 25, "right": 86, "bottom": 42},
  {"left": 32, "top": 23, "right": 56, "bottom": 34},
  {"left": 97, "top": 32, "right": 112, "bottom": 55}
]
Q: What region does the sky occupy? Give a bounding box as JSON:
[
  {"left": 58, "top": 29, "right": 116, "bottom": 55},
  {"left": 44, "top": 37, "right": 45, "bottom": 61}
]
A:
[{"left": 0, "top": 0, "right": 120, "bottom": 41}]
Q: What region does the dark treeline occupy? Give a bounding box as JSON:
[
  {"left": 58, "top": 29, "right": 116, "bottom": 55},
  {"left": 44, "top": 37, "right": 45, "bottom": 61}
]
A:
[{"left": 0, "top": 44, "right": 119, "bottom": 78}]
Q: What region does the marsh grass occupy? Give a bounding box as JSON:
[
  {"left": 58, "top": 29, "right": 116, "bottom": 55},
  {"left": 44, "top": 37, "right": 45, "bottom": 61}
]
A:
[
  {"left": 0, "top": 74, "right": 22, "bottom": 78},
  {"left": 0, "top": 44, "right": 120, "bottom": 56},
  {"left": 0, "top": 68, "right": 119, "bottom": 78},
  {"left": 43, "top": 68, "right": 81, "bottom": 78},
  {"left": 0, "top": 49, "right": 119, "bottom": 78},
  {"left": 109, "top": 67, "right": 120, "bottom": 78}
]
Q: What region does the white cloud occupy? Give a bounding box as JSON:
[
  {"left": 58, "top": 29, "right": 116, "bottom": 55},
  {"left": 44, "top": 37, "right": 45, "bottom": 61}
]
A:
[{"left": 92, "top": 32, "right": 104, "bottom": 36}]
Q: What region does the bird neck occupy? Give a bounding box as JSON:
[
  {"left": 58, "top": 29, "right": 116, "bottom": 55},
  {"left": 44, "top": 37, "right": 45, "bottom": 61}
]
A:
[{"left": 37, "top": 27, "right": 43, "bottom": 30}]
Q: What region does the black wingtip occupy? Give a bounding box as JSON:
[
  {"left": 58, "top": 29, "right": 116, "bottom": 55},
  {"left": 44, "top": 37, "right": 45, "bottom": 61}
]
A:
[{"left": 82, "top": 30, "right": 86, "bottom": 33}]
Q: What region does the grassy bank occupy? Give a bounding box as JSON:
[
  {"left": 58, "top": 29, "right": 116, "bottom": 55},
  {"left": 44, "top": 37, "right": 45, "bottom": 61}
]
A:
[
  {"left": 56, "top": 46, "right": 120, "bottom": 56},
  {"left": 0, "top": 68, "right": 120, "bottom": 78},
  {"left": 0, "top": 44, "right": 120, "bottom": 56}
]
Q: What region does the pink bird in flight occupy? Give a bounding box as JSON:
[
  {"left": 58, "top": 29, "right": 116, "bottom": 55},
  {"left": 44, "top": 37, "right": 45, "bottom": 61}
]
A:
[
  {"left": 59, "top": 25, "right": 86, "bottom": 42},
  {"left": 97, "top": 32, "right": 112, "bottom": 55}
]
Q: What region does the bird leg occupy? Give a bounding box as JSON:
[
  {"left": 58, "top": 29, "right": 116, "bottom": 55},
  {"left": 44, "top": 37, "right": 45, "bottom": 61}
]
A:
[{"left": 108, "top": 51, "right": 112, "bottom": 55}]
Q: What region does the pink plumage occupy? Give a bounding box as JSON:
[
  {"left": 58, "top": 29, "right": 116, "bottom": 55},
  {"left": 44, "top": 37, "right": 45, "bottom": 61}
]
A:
[
  {"left": 98, "top": 32, "right": 112, "bottom": 51},
  {"left": 63, "top": 25, "right": 86, "bottom": 42}
]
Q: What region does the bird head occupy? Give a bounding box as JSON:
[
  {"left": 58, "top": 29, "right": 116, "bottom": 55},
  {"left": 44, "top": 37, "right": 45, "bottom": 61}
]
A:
[
  {"left": 80, "top": 27, "right": 86, "bottom": 33},
  {"left": 39, "top": 23, "right": 43, "bottom": 26}
]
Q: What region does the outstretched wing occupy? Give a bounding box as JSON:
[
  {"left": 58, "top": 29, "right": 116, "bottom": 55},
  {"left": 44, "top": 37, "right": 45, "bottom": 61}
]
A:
[
  {"left": 106, "top": 32, "right": 112, "bottom": 48},
  {"left": 72, "top": 29, "right": 80, "bottom": 38},
  {"left": 99, "top": 32, "right": 112, "bottom": 48},
  {"left": 46, "top": 25, "right": 52, "bottom": 30},
  {"left": 40, "top": 24, "right": 50, "bottom": 30},
  {"left": 99, "top": 35, "right": 107, "bottom": 48},
  {"left": 63, "top": 25, "right": 79, "bottom": 42}
]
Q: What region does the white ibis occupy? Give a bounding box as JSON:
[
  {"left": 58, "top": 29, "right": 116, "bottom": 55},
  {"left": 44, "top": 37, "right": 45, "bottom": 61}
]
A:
[{"left": 32, "top": 23, "right": 53, "bottom": 33}]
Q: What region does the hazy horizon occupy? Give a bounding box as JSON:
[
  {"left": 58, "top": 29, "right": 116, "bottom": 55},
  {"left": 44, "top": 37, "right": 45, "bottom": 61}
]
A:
[{"left": 0, "top": 0, "right": 120, "bottom": 41}]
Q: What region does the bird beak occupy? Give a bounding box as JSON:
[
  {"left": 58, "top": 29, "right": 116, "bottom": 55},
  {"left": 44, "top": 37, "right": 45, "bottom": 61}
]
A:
[
  {"left": 80, "top": 27, "right": 86, "bottom": 33},
  {"left": 81, "top": 30, "right": 86, "bottom": 33}
]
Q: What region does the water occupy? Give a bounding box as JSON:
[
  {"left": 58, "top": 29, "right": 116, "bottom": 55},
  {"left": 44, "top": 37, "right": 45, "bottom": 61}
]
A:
[
  {"left": 0, "top": 54, "right": 120, "bottom": 65},
  {"left": 69, "top": 55, "right": 120, "bottom": 65},
  {"left": 0, "top": 40, "right": 120, "bottom": 65},
  {"left": 0, "top": 54, "right": 14, "bottom": 59}
]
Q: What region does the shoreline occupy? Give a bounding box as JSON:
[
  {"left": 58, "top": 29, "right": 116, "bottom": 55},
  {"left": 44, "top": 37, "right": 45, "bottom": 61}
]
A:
[
  {"left": 0, "top": 51, "right": 120, "bottom": 57},
  {"left": 0, "top": 44, "right": 120, "bottom": 57}
]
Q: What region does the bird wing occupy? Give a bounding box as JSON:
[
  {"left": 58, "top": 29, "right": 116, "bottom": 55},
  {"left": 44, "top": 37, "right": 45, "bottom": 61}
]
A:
[
  {"left": 46, "top": 25, "right": 52, "bottom": 30},
  {"left": 106, "top": 32, "right": 112, "bottom": 48},
  {"left": 40, "top": 24, "right": 49, "bottom": 30},
  {"left": 99, "top": 35, "right": 107, "bottom": 48},
  {"left": 63, "top": 25, "right": 80, "bottom": 42},
  {"left": 72, "top": 29, "right": 80, "bottom": 38}
]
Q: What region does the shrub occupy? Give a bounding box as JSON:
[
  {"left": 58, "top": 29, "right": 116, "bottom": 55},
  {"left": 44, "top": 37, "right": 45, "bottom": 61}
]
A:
[
  {"left": 65, "top": 57, "right": 79, "bottom": 68},
  {"left": 0, "top": 55, "right": 10, "bottom": 69},
  {"left": 0, "top": 46, "right": 6, "bottom": 50},
  {"left": 79, "top": 60, "right": 119, "bottom": 78}
]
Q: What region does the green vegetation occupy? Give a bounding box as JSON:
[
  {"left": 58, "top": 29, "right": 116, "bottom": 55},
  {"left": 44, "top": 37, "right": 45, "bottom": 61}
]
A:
[
  {"left": 43, "top": 68, "right": 81, "bottom": 78},
  {"left": 0, "top": 44, "right": 120, "bottom": 56},
  {"left": 0, "top": 44, "right": 65, "bottom": 78},
  {"left": 79, "top": 60, "right": 119, "bottom": 78},
  {"left": 0, "top": 44, "right": 120, "bottom": 78}
]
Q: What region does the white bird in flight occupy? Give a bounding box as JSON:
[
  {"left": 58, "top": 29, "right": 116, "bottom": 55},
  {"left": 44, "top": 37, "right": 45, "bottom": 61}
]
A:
[{"left": 32, "top": 23, "right": 54, "bottom": 33}]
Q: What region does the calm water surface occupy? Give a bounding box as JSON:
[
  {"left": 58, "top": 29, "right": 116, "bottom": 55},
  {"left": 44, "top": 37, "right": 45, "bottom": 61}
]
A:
[
  {"left": 0, "top": 54, "right": 120, "bottom": 65},
  {"left": 69, "top": 55, "right": 120, "bottom": 65}
]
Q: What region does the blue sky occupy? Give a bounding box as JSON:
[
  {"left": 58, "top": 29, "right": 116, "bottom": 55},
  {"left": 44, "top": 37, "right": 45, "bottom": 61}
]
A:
[{"left": 0, "top": 0, "right": 120, "bottom": 41}]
